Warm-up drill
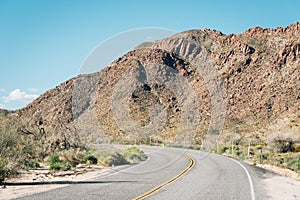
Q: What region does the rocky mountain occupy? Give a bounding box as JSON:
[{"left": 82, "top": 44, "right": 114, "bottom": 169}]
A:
[{"left": 1, "top": 22, "right": 299, "bottom": 147}]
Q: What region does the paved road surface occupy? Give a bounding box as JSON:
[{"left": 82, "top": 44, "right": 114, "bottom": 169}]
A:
[{"left": 16, "top": 146, "right": 266, "bottom": 200}]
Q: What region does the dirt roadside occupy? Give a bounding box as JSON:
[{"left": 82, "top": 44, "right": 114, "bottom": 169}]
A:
[{"left": 0, "top": 166, "right": 118, "bottom": 200}]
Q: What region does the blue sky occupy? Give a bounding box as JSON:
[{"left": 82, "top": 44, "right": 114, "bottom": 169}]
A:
[{"left": 0, "top": 0, "right": 299, "bottom": 110}]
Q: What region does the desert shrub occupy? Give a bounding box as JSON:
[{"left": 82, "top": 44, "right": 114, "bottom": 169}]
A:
[
  {"left": 95, "top": 147, "right": 147, "bottom": 166},
  {"left": 58, "top": 149, "right": 85, "bottom": 167},
  {"left": 97, "top": 152, "right": 128, "bottom": 166},
  {"left": 121, "top": 151, "right": 147, "bottom": 164},
  {"left": 23, "top": 159, "right": 40, "bottom": 169},
  {"left": 287, "top": 156, "right": 300, "bottom": 173},
  {"left": 0, "top": 158, "right": 13, "bottom": 183},
  {"left": 84, "top": 154, "right": 98, "bottom": 164},
  {"left": 242, "top": 146, "right": 254, "bottom": 156},
  {"left": 122, "top": 152, "right": 140, "bottom": 163},
  {"left": 0, "top": 126, "right": 29, "bottom": 183},
  {"left": 49, "top": 161, "right": 71, "bottom": 171},
  {"left": 121, "top": 147, "right": 147, "bottom": 164},
  {"left": 109, "top": 153, "right": 129, "bottom": 165},
  {"left": 267, "top": 153, "right": 294, "bottom": 166},
  {"left": 261, "top": 152, "right": 272, "bottom": 160},
  {"left": 235, "top": 150, "right": 243, "bottom": 156},
  {"left": 125, "top": 147, "right": 140, "bottom": 153},
  {"left": 47, "top": 153, "right": 71, "bottom": 171},
  {"left": 271, "top": 137, "right": 295, "bottom": 153},
  {"left": 224, "top": 145, "right": 239, "bottom": 155},
  {"left": 47, "top": 153, "right": 61, "bottom": 165},
  {"left": 292, "top": 145, "right": 300, "bottom": 152},
  {"left": 220, "top": 146, "right": 229, "bottom": 154}
]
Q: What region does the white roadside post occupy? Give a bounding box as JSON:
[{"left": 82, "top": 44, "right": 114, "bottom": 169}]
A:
[
  {"left": 258, "top": 148, "right": 262, "bottom": 163},
  {"left": 248, "top": 143, "right": 251, "bottom": 157}
]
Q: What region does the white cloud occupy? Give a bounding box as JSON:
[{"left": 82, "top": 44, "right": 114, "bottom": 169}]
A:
[
  {"left": 27, "top": 88, "right": 39, "bottom": 93},
  {"left": 3, "top": 89, "right": 38, "bottom": 103},
  {"left": 0, "top": 104, "right": 5, "bottom": 109},
  {"left": 0, "top": 88, "right": 6, "bottom": 93}
]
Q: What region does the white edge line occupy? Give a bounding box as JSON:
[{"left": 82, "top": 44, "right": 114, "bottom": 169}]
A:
[{"left": 227, "top": 157, "right": 256, "bottom": 200}]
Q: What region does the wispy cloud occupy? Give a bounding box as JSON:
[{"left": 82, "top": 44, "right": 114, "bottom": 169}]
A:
[
  {"left": 2, "top": 89, "right": 38, "bottom": 103},
  {"left": 0, "top": 88, "right": 6, "bottom": 93},
  {"left": 0, "top": 104, "right": 5, "bottom": 109}
]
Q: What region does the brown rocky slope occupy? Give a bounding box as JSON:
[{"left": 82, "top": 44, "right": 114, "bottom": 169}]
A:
[{"left": 1, "top": 22, "right": 299, "bottom": 147}]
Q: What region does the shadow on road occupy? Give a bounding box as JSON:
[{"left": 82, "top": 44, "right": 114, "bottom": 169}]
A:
[{"left": 4, "top": 180, "right": 138, "bottom": 186}]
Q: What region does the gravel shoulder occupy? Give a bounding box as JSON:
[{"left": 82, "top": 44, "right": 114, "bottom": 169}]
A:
[
  {"left": 262, "top": 174, "right": 300, "bottom": 200},
  {"left": 246, "top": 161, "right": 300, "bottom": 200},
  {"left": 0, "top": 166, "right": 119, "bottom": 200}
]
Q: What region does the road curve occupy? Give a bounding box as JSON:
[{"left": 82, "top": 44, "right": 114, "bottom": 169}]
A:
[
  {"left": 16, "top": 146, "right": 266, "bottom": 200},
  {"left": 147, "top": 149, "right": 265, "bottom": 200}
]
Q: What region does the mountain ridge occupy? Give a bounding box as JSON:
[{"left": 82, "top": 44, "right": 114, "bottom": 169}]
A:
[{"left": 1, "top": 22, "right": 299, "bottom": 146}]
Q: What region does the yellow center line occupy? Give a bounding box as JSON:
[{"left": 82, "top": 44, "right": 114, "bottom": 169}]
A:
[{"left": 132, "top": 154, "right": 195, "bottom": 200}]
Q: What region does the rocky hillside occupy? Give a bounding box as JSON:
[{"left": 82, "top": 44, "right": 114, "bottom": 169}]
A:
[{"left": 2, "top": 22, "right": 299, "bottom": 146}]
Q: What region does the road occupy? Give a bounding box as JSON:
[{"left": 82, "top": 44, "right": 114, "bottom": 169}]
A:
[{"left": 16, "top": 146, "right": 266, "bottom": 200}]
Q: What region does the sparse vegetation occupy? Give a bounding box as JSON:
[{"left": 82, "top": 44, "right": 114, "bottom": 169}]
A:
[
  {"left": 47, "top": 153, "right": 71, "bottom": 171},
  {"left": 120, "top": 147, "right": 148, "bottom": 164},
  {"left": 94, "top": 147, "right": 147, "bottom": 166},
  {"left": 97, "top": 152, "right": 128, "bottom": 166},
  {"left": 271, "top": 137, "right": 295, "bottom": 153},
  {"left": 57, "top": 149, "right": 85, "bottom": 167},
  {"left": 209, "top": 140, "right": 300, "bottom": 174},
  {"left": 84, "top": 154, "right": 98, "bottom": 165},
  {"left": 0, "top": 126, "right": 32, "bottom": 183},
  {"left": 287, "top": 156, "right": 300, "bottom": 173},
  {"left": 0, "top": 121, "right": 148, "bottom": 180}
]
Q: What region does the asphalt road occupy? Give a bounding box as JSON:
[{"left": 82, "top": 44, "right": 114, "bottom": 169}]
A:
[{"left": 16, "top": 146, "right": 266, "bottom": 200}]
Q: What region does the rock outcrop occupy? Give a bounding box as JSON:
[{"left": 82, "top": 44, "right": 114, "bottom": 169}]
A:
[{"left": 2, "top": 22, "right": 299, "bottom": 145}]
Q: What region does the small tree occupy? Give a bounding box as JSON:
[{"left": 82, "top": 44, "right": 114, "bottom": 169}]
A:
[
  {"left": 272, "top": 137, "right": 294, "bottom": 153},
  {"left": 0, "top": 126, "right": 30, "bottom": 184}
]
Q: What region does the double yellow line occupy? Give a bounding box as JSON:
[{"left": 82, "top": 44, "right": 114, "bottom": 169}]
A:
[{"left": 132, "top": 154, "right": 195, "bottom": 200}]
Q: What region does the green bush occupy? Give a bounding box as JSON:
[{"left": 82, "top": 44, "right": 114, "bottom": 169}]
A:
[
  {"left": 121, "top": 151, "right": 147, "bottom": 164},
  {"left": 49, "top": 161, "right": 71, "bottom": 171},
  {"left": 94, "top": 147, "right": 147, "bottom": 166},
  {"left": 84, "top": 154, "right": 98, "bottom": 164},
  {"left": 97, "top": 152, "right": 128, "bottom": 166},
  {"left": 0, "top": 126, "right": 27, "bottom": 182},
  {"left": 0, "top": 158, "right": 10, "bottom": 183},
  {"left": 122, "top": 147, "right": 147, "bottom": 164},
  {"left": 47, "top": 153, "right": 61, "bottom": 165},
  {"left": 261, "top": 152, "right": 272, "bottom": 160},
  {"left": 235, "top": 150, "right": 243, "bottom": 156},
  {"left": 125, "top": 147, "right": 142, "bottom": 153},
  {"left": 48, "top": 153, "right": 71, "bottom": 171},
  {"left": 59, "top": 149, "right": 86, "bottom": 167},
  {"left": 220, "top": 146, "right": 229, "bottom": 154},
  {"left": 23, "top": 159, "right": 40, "bottom": 169},
  {"left": 287, "top": 156, "right": 300, "bottom": 173},
  {"left": 267, "top": 153, "right": 294, "bottom": 166},
  {"left": 110, "top": 153, "right": 129, "bottom": 165}
]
